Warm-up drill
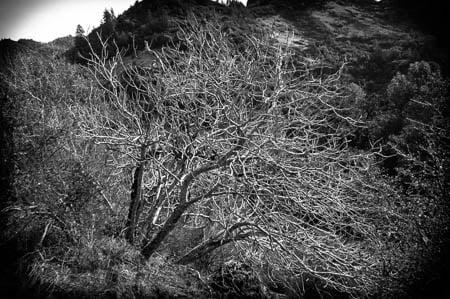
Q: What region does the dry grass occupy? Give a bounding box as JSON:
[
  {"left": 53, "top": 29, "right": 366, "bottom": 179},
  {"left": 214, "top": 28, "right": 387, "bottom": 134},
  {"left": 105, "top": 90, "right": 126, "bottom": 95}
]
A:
[{"left": 28, "top": 236, "right": 210, "bottom": 298}]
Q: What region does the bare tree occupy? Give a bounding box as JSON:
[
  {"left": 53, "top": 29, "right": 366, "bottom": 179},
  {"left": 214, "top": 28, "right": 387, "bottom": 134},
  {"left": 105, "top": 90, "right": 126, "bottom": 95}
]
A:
[{"left": 72, "top": 16, "right": 382, "bottom": 293}]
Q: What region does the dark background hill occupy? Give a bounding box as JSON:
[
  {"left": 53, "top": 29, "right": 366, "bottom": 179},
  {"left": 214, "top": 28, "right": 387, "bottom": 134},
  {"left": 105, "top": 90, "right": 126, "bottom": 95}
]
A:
[{"left": 248, "top": 0, "right": 450, "bottom": 49}]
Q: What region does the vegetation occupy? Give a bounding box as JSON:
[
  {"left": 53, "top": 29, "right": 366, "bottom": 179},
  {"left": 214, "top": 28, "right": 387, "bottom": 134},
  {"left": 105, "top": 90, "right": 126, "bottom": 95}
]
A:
[{"left": 1, "top": 0, "right": 449, "bottom": 298}]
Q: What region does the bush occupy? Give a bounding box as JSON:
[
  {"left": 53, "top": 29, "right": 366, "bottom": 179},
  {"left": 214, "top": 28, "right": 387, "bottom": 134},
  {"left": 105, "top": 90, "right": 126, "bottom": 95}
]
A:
[
  {"left": 73, "top": 16, "right": 399, "bottom": 296},
  {"left": 364, "top": 61, "right": 449, "bottom": 295}
]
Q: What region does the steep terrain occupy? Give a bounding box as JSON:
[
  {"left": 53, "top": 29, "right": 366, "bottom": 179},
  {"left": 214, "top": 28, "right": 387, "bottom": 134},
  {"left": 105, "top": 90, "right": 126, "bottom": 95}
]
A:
[
  {"left": 91, "top": 0, "right": 447, "bottom": 88},
  {"left": 1, "top": 1, "right": 449, "bottom": 298}
]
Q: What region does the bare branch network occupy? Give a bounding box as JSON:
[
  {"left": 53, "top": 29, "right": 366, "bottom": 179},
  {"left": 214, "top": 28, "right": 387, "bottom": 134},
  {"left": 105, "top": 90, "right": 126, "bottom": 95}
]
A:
[{"left": 70, "top": 17, "right": 381, "bottom": 293}]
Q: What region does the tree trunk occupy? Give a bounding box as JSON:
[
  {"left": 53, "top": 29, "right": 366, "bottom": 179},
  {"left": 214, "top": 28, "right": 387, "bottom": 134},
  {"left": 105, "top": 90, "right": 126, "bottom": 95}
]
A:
[
  {"left": 176, "top": 238, "right": 229, "bottom": 265},
  {"left": 141, "top": 184, "right": 164, "bottom": 241},
  {"left": 125, "top": 162, "right": 145, "bottom": 244},
  {"left": 176, "top": 232, "right": 252, "bottom": 264},
  {"left": 141, "top": 136, "right": 245, "bottom": 259},
  {"left": 141, "top": 201, "right": 189, "bottom": 258}
]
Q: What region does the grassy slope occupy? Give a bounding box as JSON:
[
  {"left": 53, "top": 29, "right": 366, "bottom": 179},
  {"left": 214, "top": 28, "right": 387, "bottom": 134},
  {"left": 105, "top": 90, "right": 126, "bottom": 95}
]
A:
[{"left": 251, "top": 1, "right": 444, "bottom": 72}]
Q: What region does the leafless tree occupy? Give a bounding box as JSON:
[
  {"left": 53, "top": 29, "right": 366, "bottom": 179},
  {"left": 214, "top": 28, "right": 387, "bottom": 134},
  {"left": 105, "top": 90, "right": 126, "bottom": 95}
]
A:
[{"left": 72, "top": 16, "right": 382, "bottom": 293}]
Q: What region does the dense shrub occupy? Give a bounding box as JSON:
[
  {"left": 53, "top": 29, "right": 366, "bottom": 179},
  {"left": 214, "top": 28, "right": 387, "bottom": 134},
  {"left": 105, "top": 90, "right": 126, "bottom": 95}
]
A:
[{"left": 354, "top": 60, "right": 449, "bottom": 296}]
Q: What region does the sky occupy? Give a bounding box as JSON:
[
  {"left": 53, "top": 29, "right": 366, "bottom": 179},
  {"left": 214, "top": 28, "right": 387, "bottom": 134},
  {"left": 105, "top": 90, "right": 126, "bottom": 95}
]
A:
[
  {"left": 0, "top": 0, "right": 248, "bottom": 43},
  {"left": 0, "top": 0, "right": 138, "bottom": 42}
]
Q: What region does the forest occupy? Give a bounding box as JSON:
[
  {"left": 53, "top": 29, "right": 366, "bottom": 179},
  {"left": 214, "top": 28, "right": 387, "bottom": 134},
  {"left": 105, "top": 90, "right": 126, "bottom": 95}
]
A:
[{"left": 0, "top": 0, "right": 449, "bottom": 298}]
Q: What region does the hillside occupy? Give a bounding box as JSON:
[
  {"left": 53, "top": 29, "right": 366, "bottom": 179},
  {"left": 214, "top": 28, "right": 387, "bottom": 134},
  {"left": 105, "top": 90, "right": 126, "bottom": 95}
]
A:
[{"left": 1, "top": 1, "right": 449, "bottom": 298}]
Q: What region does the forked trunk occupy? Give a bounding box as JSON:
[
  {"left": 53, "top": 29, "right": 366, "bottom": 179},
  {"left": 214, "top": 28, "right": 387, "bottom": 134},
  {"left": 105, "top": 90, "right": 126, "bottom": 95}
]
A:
[{"left": 141, "top": 137, "right": 244, "bottom": 259}]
